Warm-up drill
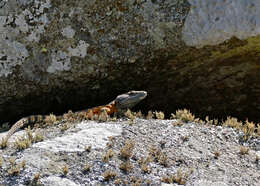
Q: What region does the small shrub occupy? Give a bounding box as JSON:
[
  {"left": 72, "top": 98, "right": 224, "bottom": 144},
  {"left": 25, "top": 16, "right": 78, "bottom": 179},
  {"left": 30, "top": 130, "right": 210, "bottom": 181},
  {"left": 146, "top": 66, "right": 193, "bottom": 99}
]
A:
[
  {"left": 31, "top": 172, "right": 41, "bottom": 186},
  {"left": 9, "top": 157, "right": 16, "bottom": 166},
  {"left": 172, "top": 119, "right": 184, "bottom": 127},
  {"left": 32, "top": 132, "right": 44, "bottom": 143},
  {"left": 0, "top": 155, "right": 3, "bottom": 168},
  {"left": 119, "top": 161, "right": 133, "bottom": 172},
  {"left": 120, "top": 140, "right": 135, "bottom": 160},
  {"left": 83, "top": 163, "right": 91, "bottom": 173},
  {"left": 161, "top": 169, "right": 190, "bottom": 185},
  {"left": 63, "top": 164, "right": 69, "bottom": 176},
  {"left": 239, "top": 146, "right": 249, "bottom": 155},
  {"left": 213, "top": 151, "right": 220, "bottom": 159},
  {"left": 44, "top": 114, "right": 57, "bottom": 125},
  {"left": 171, "top": 109, "right": 195, "bottom": 122},
  {"left": 257, "top": 124, "right": 260, "bottom": 136},
  {"left": 85, "top": 145, "right": 92, "bottom": 152},
  {"left": 141, "top": 163, "right": 151, "bottom": 173},
  {"left": 155, "top": 111, "right": 165, "bottom": 120},
  {"left": 103, "top": 170, "right": 117, "bottom": 181},
  {"left": 146, "top": 111, "right": 153, "bottom": 119},
  {"left": 21, "top": 160, "right": 26, "bottom": 169},
  {"left": 172, "top": 169, "right": 186, "bottom": 185},
  {"left": 146, "top": 179, "right": 151, "bottom": 185},
  {"left": 61, "top": 123, "right": 70, "bottom": 132},
  {"left": 243, "top": 120, "right": 255, "bottom": 137},
  {"left": 125, "top": 109, "right": 135, "bottom": 120},
  {"left": 136, "top": 111, "right": 143, "bottom": 118},
  {"left": 158, "top": 152, "right": 169, "bottom": 167},
  {"left": 14, "top": 136, "right": 31, "bottom": 150},
  {"left": 0, "top": 138, "right": 8, "bottom": 149},
  {"left": 161, "top": 175, "right": 172, "bottom": 183},
  {"left": 114, "top": 178, "right": 121, "bottom": 185},
  {"left": 102, "top": 149, "right": 115, "bottom": 163},
  {"left": 222, "top": 117, "right": 242, "bottom": 129},
  {"left": 256, "top": 155, "right": 259, "bottom": 163},
  {"left": 8, "top": 165, "right": 21, "bottom": 176}
]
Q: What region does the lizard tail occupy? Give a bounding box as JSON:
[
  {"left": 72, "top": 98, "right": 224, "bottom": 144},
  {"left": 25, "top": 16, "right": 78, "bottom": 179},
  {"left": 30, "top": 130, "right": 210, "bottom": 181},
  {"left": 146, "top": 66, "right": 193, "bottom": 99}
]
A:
[{"left": 5, "top": 115, "right": 47, "bottom": 141}]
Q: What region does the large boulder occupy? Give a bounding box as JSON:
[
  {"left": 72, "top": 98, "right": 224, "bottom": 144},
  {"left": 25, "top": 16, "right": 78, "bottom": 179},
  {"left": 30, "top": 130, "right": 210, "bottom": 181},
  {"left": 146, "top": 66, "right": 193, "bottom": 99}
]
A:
[{"left": 0, "top": 0, "right": 260, "bottom": 123}]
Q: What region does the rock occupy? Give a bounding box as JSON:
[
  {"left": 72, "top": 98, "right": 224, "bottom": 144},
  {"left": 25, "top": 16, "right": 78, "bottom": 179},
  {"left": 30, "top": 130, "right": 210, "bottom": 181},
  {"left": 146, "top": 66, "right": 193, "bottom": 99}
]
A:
[
  {"left": 0, "top": 118, "right": 259, "bottom": 185},
  {"left": 0, "top": 0, "right": 260, "bottom": 123}
]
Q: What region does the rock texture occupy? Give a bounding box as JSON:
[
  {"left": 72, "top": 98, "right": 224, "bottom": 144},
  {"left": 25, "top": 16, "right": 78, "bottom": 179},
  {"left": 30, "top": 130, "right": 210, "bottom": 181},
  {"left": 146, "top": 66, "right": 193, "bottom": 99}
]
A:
[
  {"left": 0, "top": 0, "right": 260, "bottom": 123},
  {"left": 0, "top": 118, "right": 259, "bottom": 185}
]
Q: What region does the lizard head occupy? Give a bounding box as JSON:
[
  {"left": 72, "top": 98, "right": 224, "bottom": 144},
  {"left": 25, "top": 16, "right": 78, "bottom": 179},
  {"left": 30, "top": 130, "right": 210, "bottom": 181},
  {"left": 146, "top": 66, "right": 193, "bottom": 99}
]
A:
[{"left": 114, "top": 90, "right": 147, "bottom": 110}]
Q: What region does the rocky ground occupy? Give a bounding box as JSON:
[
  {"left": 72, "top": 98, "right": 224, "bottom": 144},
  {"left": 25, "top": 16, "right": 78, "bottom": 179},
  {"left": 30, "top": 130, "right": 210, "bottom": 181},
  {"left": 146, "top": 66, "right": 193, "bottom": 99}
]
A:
[{"left": 0, "top": 115, "right": 259, "bottom": 186}]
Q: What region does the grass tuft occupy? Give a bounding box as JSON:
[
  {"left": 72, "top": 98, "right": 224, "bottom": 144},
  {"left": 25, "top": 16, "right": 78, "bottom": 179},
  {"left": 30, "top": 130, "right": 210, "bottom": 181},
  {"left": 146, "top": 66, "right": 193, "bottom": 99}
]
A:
[
  {"left": 239, "top": 146, "right": 249, "bottom": 155},
  {"left": 62, "top": 164, "right": 69, "bottom": 176},
  {"left": 0, "top": 137, "right": 8, "bottom": 149},
  {"left": 146, "top": 111, "right": 153, "bottom": 119},
  {"left": 119, "top": 161, "right": 133, "bottom": 173},
  {"left": 103, "top": 170, "right": 117, "bottom": 181},
  {"left": 171, "top": 109, "right": 195, "bottom": 122},
  {"left": 120, "top": 140, "right": 135, "bottom": 160},
  {"left": 155, "top": 111, "right": 165, "bottom": 120}
]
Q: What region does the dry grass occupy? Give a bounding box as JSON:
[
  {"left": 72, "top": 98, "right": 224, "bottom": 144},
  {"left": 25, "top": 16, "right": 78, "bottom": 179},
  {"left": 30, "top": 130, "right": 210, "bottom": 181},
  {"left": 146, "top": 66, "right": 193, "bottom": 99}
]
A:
[
  {"left": 222, "top": 117, "right": 243, "bottom": 129},
  {"left": 9, "top": 157, "right": 15, "bottom": 166},
  {"left": 120, "top": 140, "right": 135, "bottom": 160},
  {"left": 83, "top": 163, "right": 91, "bottom": 173},
  {"left": 172, "top": 119, "right": 184, "bottom": 127},
  {"left": 148, "top": 146, "right": 169, "bottom": 167},
  {"left": 171, "top": 109, "right": 195, "bottom": 122},
  {"left": 61, "top": 123, "right": 70, "bottom": 132},
  {"left": 14, "top": 136, "right": 31, "bottom": 150},
  {"left": 31, "top": 173, "right": 41, "bottom": 186},
  {"left": 242, "top": 120, "right": 256, "bottom": 139},
  {"left": 7, "top": 157, "right": 26, "bottom": 176},
  {"left": 102, "top": 149, "right": 115, "bottom": 163},
  {"left": 63, "top": 164, "right": 69, "bottom": 176},
  {"left": 103, "top": 170, "right": 117, "bottom": 181},
  {"left": 21, "top": 160, "right": 26, "bottom": 169},
  {"left": 119, "top": 161, "right": 133, "bottom": 173},
  {"left": 32, "top": 131, "right": 44, "bottom": 143},
  {"left": 239, "top": 146, "right": 249, "bottom": 155},
  {"left": 14, "top": 127, "right": 44, "bottom": 150},
  {"left": 85, "top": 145, "right": 92, "bottom": 152},
  {"left": 155, "top": 111, "right": 165, "bottom": 120},
  {"left": 0, "top": 155, "right": 3, "bottom": 168},
  {"left": 161, "top": 169, "right": 191, "bottom": 185},
  {"left": 114, "top": 178, "right": 121, "bottom": 185},
  {"left": 44, "top": 114, "right": 57, "bottom": 125},
  {"left": 0, "top": 137, "right": 8, "bottom": 149},
  {"left": 213, "top": 151, "right": 220, "bottom": 159},
  {"left": 124, "top": 109, "right": 136, "bottom": 125},
  {"left": 8, "top": 165, "right": 21, "bottom": 176},
  {"left": 136, "top": 111, "right": 143, "bottom": 118},
  {"left": 146, "top": 111, "right": 153, "bottom": 119},
  {"left": 141, "top": 163, "right": 151, "bottom": 173}
]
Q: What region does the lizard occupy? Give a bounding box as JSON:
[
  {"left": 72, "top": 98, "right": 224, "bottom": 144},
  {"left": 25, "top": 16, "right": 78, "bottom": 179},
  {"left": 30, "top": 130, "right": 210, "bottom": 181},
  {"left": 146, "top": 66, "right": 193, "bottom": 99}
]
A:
[{"left": 3, "top": 90, "right": 147, "bottom": 142}]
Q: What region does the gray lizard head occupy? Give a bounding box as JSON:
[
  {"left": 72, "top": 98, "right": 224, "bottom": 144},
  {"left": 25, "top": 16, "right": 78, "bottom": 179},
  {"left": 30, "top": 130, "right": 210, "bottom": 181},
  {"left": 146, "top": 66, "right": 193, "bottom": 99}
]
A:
[{"left": 114, "top": 90, "right": 147, "bottom": 110}]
